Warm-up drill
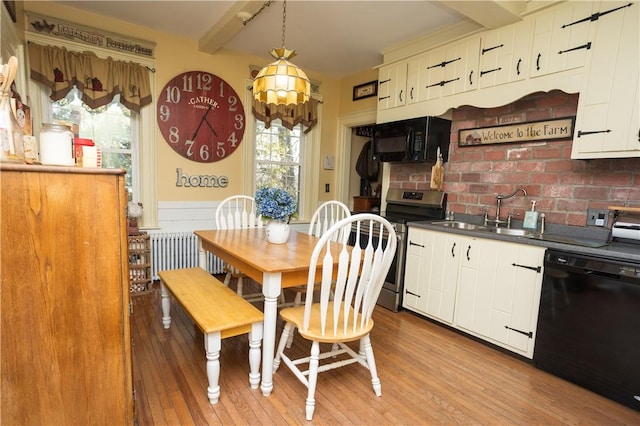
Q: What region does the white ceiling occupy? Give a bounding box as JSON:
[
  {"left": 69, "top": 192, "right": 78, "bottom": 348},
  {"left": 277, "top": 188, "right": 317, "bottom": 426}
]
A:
[{"left": 54, "top": 1, "right": 527, "bottom": 78}]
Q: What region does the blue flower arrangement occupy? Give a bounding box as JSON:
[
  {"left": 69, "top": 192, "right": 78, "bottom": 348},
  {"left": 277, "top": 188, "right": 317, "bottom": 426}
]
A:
[{"left": 255, "top": 187, "right": 297, "bottom": 223}]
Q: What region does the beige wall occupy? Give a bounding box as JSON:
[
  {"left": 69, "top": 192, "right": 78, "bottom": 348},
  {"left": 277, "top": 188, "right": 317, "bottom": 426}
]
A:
[{"left": 22, "top": 1, "right": 352, "bottom": 204}]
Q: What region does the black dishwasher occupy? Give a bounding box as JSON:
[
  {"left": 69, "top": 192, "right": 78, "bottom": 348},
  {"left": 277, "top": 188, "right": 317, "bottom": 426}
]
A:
[{"left": 534, "top": 250, "right": 640, "bottom": 411}]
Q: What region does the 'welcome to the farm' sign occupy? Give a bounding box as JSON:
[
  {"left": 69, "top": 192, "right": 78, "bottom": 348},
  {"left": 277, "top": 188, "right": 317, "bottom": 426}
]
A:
[{"left": 459, "top": 117, "right": 575, "bottom": 146}]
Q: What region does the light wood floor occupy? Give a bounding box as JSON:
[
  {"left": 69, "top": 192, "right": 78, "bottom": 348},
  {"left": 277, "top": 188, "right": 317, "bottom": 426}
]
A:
[{"left": 132, "top": 282, "right": 640, "bottom": 425}]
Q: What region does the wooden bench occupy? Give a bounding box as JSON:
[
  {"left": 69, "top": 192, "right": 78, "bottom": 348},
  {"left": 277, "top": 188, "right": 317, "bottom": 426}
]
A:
[{"left": 159, "top": 267, "right": 264, "bottom": 404}]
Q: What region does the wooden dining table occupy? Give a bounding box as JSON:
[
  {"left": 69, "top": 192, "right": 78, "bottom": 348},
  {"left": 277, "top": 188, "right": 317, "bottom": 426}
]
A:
[{"left": 194, "top": 228, "right": 341, "bottom": 397}]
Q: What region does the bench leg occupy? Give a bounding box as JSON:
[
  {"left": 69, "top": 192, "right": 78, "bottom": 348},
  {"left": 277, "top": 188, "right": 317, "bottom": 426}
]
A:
[
  {"left": 248, "top": 322, "right": 263, "bottom": 390},
  {"left": 160, "top": 281, "right": 171, "bottom": 329},
  {"left": 204, "top": 331, "right": 222, "bottom": 404}
]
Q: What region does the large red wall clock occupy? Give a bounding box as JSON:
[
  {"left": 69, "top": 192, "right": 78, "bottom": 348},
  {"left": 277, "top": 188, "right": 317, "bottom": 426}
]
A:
[{"left": 157, "top": 71, "right": 246, "bottom": 162}]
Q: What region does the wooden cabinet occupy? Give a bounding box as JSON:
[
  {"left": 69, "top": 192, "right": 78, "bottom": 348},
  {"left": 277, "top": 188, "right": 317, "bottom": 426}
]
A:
[
  {"left": 1, "top": 164, "right": 134, "bottom": 424},
  {"left": 571, "top": 1, "right": 640, "bottom": 159},
  {"left": 478, "top": 21, "right": 531, "bottom": 89},
  {"left": 404, "top": 227, "right": 545, "bottom": 358},
  {"left": 422, "top": 37, "right": 480, "bottom": 100},
  {"left": 403, "top": 228, "right": 461, "bottom": 324},
  {"left": 353, "top": 196, "right": 380, "bottom": 212},
  {"left": 529, "top": 1, "right": 595, "bottom": 78}
]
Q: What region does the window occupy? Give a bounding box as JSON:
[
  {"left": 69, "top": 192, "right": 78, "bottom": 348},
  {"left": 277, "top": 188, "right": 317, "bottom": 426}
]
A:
[
  {"left": 27, "top": 32, "right": 157, "bottom": 227},
  {"left": 243, "top": 80, "right": 322, "bottom": 223},
  {"left": 52, "top": 88, "right": 138, "bottom": 200},
  {"left": 254, "top": 120, "right": 303, "bottom": 214}
]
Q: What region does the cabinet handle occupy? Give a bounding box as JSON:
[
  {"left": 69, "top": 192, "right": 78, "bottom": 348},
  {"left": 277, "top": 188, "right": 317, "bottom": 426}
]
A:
[
  {"left": 481, "top": 43, "right": 504, "bottom": 55},
  {"left": 516, "top": 58, "right": 521, "bottom": 75},
  {"left": 512, "top": 263, "right": 542, "bottom": 273},
  {"left": 378, "top": 96, "right": 390, "bottom": 102},
  {"left": 409, "top": 240, "right": 424, "bottom": 248},
  {"left": 451, "top": 242, "right": 456, "bottom": 258},
  {"left": 469, "top": 70, "right": 474, "bottom": 85},
  {"left": 399, "top": 89, "right": 404, "bottom": 103},
  {"left": 466, "top": 245, "right": 471, "bottom": 261},
  {"left": 410, "top": 87, "right": 414, "bottom": 100},
  {"left": 536, "top": 53, "right": 541, "bottom": 71},
  {"left": 558, "top": 42, "right": 591, "bottom": 55},
  {"left": 504, "top": 326, "right": 533, "bottom": 338},
  {"left": 480, "top": 67, "right": 501, "bottom": 77},
  {"left": 405, "top": 290, "right": 421, "bottom": 297},
  {"left": 562, "top": 2, "right": 633, "bottom": 28},
  {"left": 379, "top": 78, "right": 391, "bottom": 85},
  {"left": 577, "top": 129, "right": 611, "bottom": 137}
]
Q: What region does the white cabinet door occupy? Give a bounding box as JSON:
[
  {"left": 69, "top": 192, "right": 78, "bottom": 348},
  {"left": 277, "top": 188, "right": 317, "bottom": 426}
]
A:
[
  {"left": 424, "top": 37, "right": 480, "bottom": 100},
  {"left": 571, "top": 1, "right": 640, "bottom": 158},
  {"left": 478, "top": 21, "right": 532, "bottom": 88},
  {"left": 406, "top": 54, "right": 425, "bottom": 105},
  {"left": 403, "top": 228, "right": 461, "bottom": 324},
  {"left": 377, "top": 62, "right": 408, "bottom": 111},
  {"left": 455, "top": 237, "right": 545, "bottom": 358},
  {"left": 529, "top": 1, "right": 595, "bottom": 78}
]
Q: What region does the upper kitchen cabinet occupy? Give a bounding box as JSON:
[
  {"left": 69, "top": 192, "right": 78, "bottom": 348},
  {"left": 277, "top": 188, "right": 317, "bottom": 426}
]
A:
[
  {"left": 424, "top": 37, "right": 481, "bottom": 99},
  {"left": 529, "top": 1, "right": 596, "bottom": 80},
  {"left": 377, "top": 61, "right": 408, "bottom": 110},
  {"left": 478, "top": 21, "right": 532, "bottom": 89},
  {"left": 571, "top": 1, "right": 640, "bottom": 159}
]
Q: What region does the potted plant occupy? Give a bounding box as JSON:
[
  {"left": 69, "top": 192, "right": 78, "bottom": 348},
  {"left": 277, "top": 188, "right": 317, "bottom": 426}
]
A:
[{"left": 255, "top": 187, "right": 297, "bottom": 244}]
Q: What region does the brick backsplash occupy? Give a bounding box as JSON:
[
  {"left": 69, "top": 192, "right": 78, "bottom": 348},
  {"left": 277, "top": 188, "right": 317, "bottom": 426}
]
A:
[{"left": 388, "top": 90, "right": 640, "bottom": 226}]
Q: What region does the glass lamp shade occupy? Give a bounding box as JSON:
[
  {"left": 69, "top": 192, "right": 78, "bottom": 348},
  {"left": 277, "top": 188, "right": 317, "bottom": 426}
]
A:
[{"left": 253, "top": 48, "right": 311, "bottom": 105}]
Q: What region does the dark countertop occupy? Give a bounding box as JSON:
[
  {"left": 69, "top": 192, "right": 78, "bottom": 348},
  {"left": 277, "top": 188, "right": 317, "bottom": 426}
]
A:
[{"left": 408, "top": 216, "right": 640, "bottom": 264}]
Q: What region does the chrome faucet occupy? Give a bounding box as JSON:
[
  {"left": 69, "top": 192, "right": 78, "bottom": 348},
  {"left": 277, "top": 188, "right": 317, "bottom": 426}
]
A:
[{"left": 485, "top": 187, "right": 528, "bottom": 227}]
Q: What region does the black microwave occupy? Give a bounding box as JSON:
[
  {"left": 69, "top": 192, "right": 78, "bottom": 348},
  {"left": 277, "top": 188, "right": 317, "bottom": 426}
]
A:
[{"left": 372, "top": 116, "right": 451, "bottom": 163}]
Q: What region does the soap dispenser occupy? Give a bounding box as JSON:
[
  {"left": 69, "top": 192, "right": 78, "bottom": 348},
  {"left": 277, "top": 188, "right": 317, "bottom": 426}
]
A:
[{"left": 523, "top": 200, "right": 539, "bottom": 230}]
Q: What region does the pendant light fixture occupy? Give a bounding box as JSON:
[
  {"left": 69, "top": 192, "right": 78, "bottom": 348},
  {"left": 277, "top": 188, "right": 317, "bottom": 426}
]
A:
[{"left": 252, "top": 0, "right": 311, "bottom": 105}]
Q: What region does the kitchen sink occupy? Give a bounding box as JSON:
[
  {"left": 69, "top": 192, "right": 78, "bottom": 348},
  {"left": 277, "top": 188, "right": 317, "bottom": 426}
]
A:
[
  {"left": 486, "top": 228, "right": 536, "bottom": 237},
  {"left": 430, "top": 221, "right": 487, "bottom": 230}
]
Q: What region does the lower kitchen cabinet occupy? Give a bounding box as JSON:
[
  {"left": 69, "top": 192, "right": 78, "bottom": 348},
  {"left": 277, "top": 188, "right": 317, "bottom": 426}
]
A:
[
  {"left": 404, "top": 227, "right": 545, "bottom": 359},
  {"left": 404, "top": 228, "right": 462, "bottom": 323}
]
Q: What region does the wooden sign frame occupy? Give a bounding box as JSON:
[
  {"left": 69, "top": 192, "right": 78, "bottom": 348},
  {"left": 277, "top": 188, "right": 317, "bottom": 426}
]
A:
[{"left": 458, "top": 117, "right": 575, "bottom": 147}]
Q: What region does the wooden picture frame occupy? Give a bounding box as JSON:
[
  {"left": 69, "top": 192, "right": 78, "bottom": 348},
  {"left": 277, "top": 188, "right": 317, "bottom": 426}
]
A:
[
  {"left": 3, "top": 1, "right": 16, "bottom": 23},
  {"left": 352, "top": 80, "right": 378, "bottom": 101}
]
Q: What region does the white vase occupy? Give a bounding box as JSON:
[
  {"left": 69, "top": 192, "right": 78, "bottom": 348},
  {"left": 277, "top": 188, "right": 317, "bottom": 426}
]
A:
[{"left": 265, "top": 220, "right": 290, "bottom": 244}]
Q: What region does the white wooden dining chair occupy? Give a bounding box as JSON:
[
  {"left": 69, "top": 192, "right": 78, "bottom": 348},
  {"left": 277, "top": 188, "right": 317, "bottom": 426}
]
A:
[
  {"left": 273, "top": 213, "right": 397, "bottom": 421},
  {"left": 214, "top": 195, "right": 264, "bottom": 302},
  {"left": 285, "top": 200, "right": 352, "bottom": 306}
]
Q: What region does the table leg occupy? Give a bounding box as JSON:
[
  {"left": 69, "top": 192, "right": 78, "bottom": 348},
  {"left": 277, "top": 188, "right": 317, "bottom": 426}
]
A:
[
  {"left": 260, "top": 272, "right": 282, "bottom": 396},
  {"left": 198, "top": 237, "right": 207, "bottom": 270}
]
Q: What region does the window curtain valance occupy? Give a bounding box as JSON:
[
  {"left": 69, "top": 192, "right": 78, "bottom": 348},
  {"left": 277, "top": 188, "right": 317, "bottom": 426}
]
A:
[
  {"left": 28, "top": 42, "right": 152, "bottom": 113},
  {"left": 251, "top": 97, "right": 319, "bottom": 133}
]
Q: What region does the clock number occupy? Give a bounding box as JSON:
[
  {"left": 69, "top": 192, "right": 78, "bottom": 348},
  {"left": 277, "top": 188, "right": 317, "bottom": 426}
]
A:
[
  {"left": 164, "top": 85, "right": 180, "bottom": 104},
  {"left": 185, "top": 139, "right": 195, "bottom": 157},
  {"left": 168, "top": 126, "right": 180, "bottom": 144},
  {"left": 216, "top": 141, "right": 226, "bottom": 158},
  {"left": 159, "top": 104, "right": 170, "bottom": 122},
  {"left": 198, "top": 73, "right": 212, "bottom": 91},
  {"left": 182, "top": 74, "right": 193, "bottom": 92},
  {"left": 199, "top": 144, "right": 210, "bottom": 161},
  {"left": 227, "top": 132, "right": 238, "bottom": 148},
  {"left": 228, "top": 95, "right": 237, "bottom": 112},
  {"left": 234, "top": 113, "right": 244, "bottom": 130},
  {"left": 219, "top": 81, "right": 226, "bottom": 98}
]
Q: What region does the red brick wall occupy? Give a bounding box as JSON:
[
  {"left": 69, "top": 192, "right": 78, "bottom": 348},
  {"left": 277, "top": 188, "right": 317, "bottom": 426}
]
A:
[{"left": 388, "top": 90, "right": 640, "bottom": 226}]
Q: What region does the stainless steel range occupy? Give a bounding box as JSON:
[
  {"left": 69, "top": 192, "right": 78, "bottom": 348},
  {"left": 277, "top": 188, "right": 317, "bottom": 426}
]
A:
[{"left": 350, "top": 188, "right": 446, "bottom": 312}]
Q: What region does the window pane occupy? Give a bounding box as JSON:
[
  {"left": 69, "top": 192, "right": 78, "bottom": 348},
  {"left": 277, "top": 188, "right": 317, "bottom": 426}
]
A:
[
  {"left": 52, "top": 88, "right": 136, "bottom": 199},
  {"left": 255, "top": 120, "right": 302, "bottom": 213}
]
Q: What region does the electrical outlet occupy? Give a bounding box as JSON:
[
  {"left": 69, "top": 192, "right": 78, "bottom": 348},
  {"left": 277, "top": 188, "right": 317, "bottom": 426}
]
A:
[
  {"left": 586, "top": 209, "right": 609, "bottom": 227},
  {"left": 325, "top": 183, "right": 330, "bottom": 193}
]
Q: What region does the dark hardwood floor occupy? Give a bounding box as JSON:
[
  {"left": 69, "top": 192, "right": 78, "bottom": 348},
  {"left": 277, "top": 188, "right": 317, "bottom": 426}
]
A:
[{"left": 131, "top": 281, "right": 640, "bottom": 425}]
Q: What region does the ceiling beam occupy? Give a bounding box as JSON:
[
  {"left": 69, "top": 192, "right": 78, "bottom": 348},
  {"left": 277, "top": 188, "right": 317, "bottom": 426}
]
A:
[
  {"left": 439, "top": 0, "right": 527, "bottom": 29},
  {"left": 199, "top": 1, "right": 269, "bottom": 54}
]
